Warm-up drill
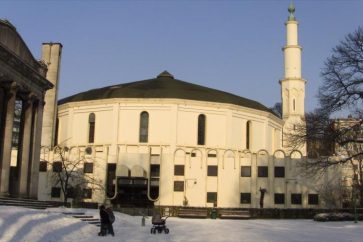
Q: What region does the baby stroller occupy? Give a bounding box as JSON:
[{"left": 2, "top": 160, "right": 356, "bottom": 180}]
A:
[{"left": 150, "top": 212, "right": 169, "bottom": 234}]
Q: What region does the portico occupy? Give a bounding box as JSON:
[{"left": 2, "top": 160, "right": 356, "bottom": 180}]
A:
[{"left": 0, "top": 19, "right": 53, "bottom": 198}]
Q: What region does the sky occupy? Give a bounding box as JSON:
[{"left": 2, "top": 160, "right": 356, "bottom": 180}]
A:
[
  {"left": 1, "top": 206, "right": 363, "bottom": 241},
  {"left": 1, "top": 0, "right": 363, "bottom": 113}
]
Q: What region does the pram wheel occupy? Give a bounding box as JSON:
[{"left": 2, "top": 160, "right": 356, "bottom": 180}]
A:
[
  {"left": 165, "top": 228, "right": 169, "bottom": 234},
  {"left": 150, "top": 228, "right": 153, "bottom": 234}
]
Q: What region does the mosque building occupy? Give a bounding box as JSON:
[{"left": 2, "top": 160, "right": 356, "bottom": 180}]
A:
[{"left": 38, "top": 5, "right": 342, "bottom": 209}]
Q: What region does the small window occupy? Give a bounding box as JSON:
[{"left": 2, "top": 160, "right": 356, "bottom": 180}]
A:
[
  {"left": 174, "top": 181, "right": 184, "bottom": 192},
  {"left": 39, "top": 161, "right": 47, "bottom": 172},
  {"left": 88, "top": 113, "right": 95, "bottom": 143},
  {"left": 150, "top": 164, "right": 160, "bottom": 177},
  {"left": 51, "top": 187, "right": 61, "bottom": 198},
  {"left": 291, "top": 193, "right": 302, "bottom": 205},
  {"left": 197, "top": 114, "right": 206, "bottom": 145},
  {"left": 54, "top": 118, "right": 59, "bottom": 146},
  {"left": 308, "top": 194, "right": 319, "bottom": 205},
  {"left": 293, "top": 99, "right": 296, "bottom": 111},
  {"left": 258, "top": 166, "right": 268, "bottom": 177},
  {"left": 139, "top": 111, "right": 149, "bottom": 143},
  {"left": 207, "top": 153, "right": 217, "bottom": 158},
  {"left": 207, "top": 192, "right": 217, "bottom": 203},
  {"left": 174, "top": 165, "right": 185, "bottom": 176},
  {"left": 274, "top": 193, "right": 285, "bottom": 204},
  {"left": 53, "top": 162, "right": 62, "bottom": 172},
  {"left": 274, "top": 167, "right": 285, "bottom": 178},
  {"left": 82, "top": 188, "right": 93, "bottom": 199},
  {"left": 240, "top": 193, "right": 251, "bottom": 204},
  {"left": 207, "top": 165, "right": 218, "bottom": 176},
  {"left": 191, "top": 152, "right": 196, "bottom": 157},
  {"left": 84, "top": 163, "right": 94, "bottom": 173},
  {"left": 246, "top": 121, "right": 251, "bottom": 149},
  {"left": 241, "top": 166, "right": 251, "bottom": 177}
]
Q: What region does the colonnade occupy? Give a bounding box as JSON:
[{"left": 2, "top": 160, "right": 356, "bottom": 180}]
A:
[{"left": 0, "top": 81, "right": 45, "bottom": 198}]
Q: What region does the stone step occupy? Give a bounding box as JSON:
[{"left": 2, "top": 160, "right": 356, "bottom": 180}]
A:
[
  {"left": 0, "top": 203, "right": 49, "bottom": 210},
  {"left": 80, "top": 218, "right": 100, "bottom": 222},
  {"left": 0, "top": 197, "right": 62, "bottom": 209},
  {"left": 62, "top": 212, "right": 85, "bottom": 216},
  {"left": 72, "top": 215, "right": 93, "bottom": 219},
  {"left": 63, "top": 212, "right": 101, "bottom": 227}
]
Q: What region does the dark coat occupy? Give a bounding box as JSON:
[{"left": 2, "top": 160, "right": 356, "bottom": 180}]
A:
[{"left": 100, "top": 208, "right": 110, "bottom": 224}]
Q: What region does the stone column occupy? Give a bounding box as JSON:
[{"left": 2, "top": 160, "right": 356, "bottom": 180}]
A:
[
  {"left": 18, "top": 95, "right": 34, "bottom": 197},
  {"left": 29, "top": 99, "right": 45, "bottom": 198},
  {"left": 0, "top": 83, "right": 17, "bottom": 196},
  {"left": 0, "top": 87, "right": 5, "bottom": 166}
]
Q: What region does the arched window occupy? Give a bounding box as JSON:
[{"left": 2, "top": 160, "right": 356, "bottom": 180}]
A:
[
  {"left": 88, "top": 113, "right": 95, "bottom": 143},
  {"left": 139, "top": 111, "right": 149, "bottom": 143},
  {"left": 246, "top": 121, "right": 251, "bottom": 150},
  {"left": 197, "top": 114, "right": 206, "bottom": 145}
]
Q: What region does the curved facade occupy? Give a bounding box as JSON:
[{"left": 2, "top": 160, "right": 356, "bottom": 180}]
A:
[{"left": 38, "top": 6, "right": 339, "bottom": 208}]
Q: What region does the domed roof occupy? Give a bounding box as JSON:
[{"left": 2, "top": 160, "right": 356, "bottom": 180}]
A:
[{"left": 59, "top": 71, "right": 275, "bottom": 115}]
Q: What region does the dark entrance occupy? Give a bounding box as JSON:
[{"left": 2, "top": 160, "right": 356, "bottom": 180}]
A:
[{"left": 112, "top": 177, "right": 153, "bottom": 207}]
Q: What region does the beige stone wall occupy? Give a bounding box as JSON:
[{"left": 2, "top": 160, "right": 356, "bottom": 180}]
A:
[
  {"left": 38, "top": 143, "right": 346, "bottom": 208},
  {"left": 37, "top": 98, "right": 344, "bottom": 208}
]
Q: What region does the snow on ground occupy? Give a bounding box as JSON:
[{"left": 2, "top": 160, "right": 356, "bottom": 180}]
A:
[{"left": 0, "top": 206, "right": 363, "bottom": 242}]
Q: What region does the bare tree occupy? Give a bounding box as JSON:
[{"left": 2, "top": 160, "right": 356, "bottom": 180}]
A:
[
  {"left": 287, "top": 27, "right": 363, "bottom": 206},
  {"left": 42, "top": 145, "right": 105, "bottom": 206}
]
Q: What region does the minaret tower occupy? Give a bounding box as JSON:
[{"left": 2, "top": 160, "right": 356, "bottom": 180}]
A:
[{"left": 280, "top": 3, "right": 306, "bottom": 155}]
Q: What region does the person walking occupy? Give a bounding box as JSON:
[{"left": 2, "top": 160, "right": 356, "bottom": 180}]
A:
[{"left": 98, "top": 205, "right": 114, "bottom": 236}]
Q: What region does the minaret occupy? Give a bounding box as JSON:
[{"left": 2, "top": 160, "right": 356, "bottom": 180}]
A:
[
  {"left": 280, "top": 3, "right": 306, "bottom": 155},
  {"left": 41, "top": 43, "right": 62, "bottom": 148}
]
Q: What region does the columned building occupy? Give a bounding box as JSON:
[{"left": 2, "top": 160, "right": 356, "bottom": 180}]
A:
[{"left": 0, "top": 19, "right": 56, "bottom": 198}]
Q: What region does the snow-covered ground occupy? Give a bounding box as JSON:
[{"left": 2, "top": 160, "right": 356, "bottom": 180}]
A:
[{"left": 0, "top": 206, "right": 362, "bottom": 242}]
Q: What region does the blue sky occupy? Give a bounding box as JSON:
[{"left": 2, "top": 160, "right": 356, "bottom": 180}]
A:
[{"left": 1, "top": 0, "right": 363, "bottom": 113}]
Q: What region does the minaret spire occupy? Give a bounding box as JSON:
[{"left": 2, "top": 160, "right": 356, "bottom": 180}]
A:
[
  {"left": 280, "top": 3, "right": 306, "bottom": 155},
  {"left": 288, "top": 2, "right": 296, "bottom": 21}
]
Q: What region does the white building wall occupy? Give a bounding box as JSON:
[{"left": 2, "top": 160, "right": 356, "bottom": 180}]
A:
[{"left": 40, "top": 98, "right": 335, "bottom": 208}]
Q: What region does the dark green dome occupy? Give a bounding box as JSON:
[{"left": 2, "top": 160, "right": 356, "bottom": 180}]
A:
[{"left": 59, "top": 71, "right": 275, "bottom": 115}]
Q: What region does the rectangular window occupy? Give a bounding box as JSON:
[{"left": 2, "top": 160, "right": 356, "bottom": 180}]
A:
[
  {"left": 207, "top": 192, "right": 217, "bottom": 203},
  {"left": 174, "top": 181, "right": 184, "bottom": 192},
  {"left": 240, "top": 193, "right": 251, "bottom": 204},
  {"left": 241, "top": 166, "right": 251, "bottom": 177},
  {"left": 51, "top": 187, "right": 61, "bottom": 198},
  {"left": 274, "top": 167, "right": 285, "bottom": 178},
  {"left": 308, "top": 194, "right": 319, "bottom": 205},
  {"left": 274, "top": 193, "right": 285, "bottom": 204},
  {"left": 174, "top": 165, "right": 185, "bottom": 176},
  {"left": 150, "top": 164, "right": 160, "bottom": 177},
  {"left": 291, "top": 193, "right": 302, "bottom": 205},
  {"left": 207, "top": 153, "right": 217, "bottom": 158},
  {"left": 39, "top": 161, "right": 47, "bottom": 172},
  {"left": 207, "top": 165, "right": 218, "bottom": 176},
  {"left": 53, "top": 162, "right": 62, "bottom": 172},
  {"left": 83, "top": 163, "right": 94, "bottom": 173},
  {"left": 258, "top": 166, "right": 268, "bottom": 177},
  {"left": 82, "top": 188, "right": 93, "bottom": 199},
  {"left": 66, "top": 187, "right": 74, "bottom": 199}
]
